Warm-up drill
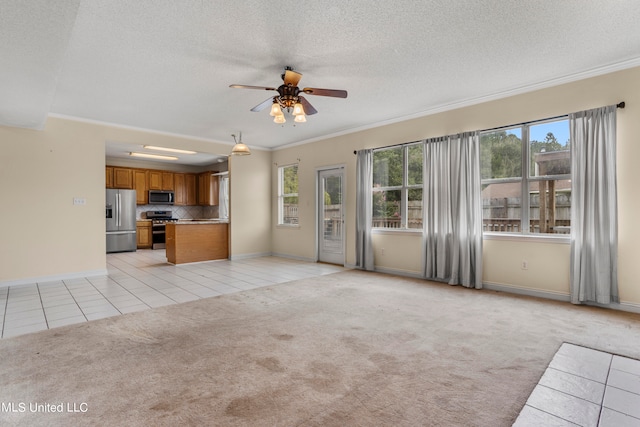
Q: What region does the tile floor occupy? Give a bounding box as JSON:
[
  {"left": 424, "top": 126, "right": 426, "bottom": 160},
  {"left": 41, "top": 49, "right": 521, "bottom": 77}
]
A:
[
  {"left": 514, "top": 343, "right": 640, "bottom": 427},
  {"left": 0, "top": 249, "right": 345, "bottom": 339}
]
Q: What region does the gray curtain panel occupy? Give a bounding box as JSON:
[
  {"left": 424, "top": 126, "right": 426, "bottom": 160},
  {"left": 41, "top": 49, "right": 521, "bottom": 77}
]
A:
[
  {"left": 355, "top": 149, "right": 374, "bottom": 271},
  {"left": 423, "top": 132, "right": 483, "bottom": 288},
  {"left": 569, "top": 105, "right": 618, "bottom": 304}
]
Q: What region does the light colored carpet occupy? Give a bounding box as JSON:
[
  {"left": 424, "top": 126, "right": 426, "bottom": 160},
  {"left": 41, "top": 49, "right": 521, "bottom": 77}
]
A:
[{"left": 1, "top": 270, "right": 639, "bottom": 426}]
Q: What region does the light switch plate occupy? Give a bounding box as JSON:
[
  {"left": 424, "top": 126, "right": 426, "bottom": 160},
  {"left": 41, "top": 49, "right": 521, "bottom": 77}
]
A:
[{"left": 73, "top": 197, "right": 86, "bottom": 205}]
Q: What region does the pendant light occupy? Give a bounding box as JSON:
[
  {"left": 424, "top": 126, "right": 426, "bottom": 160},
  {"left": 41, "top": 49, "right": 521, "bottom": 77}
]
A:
[{"left": 230, "top": 132, "right": 251, "bottom": 156}]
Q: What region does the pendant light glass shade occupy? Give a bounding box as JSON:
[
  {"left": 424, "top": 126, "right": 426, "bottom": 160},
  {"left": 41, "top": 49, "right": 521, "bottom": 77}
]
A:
[
  {"left": 269, "top": 102, "right": 282, "bottom": 117},
  {"left": 230, "top": 132, "right": 251, "bottom": 156},
  {"left": 294, "top": 114, "right": 306, "bottom": 123},
  {"left": 231, "top": 143, "right": 251, "bottom": 156},
  {"left": 292, "top": 102, "right": 305, "bottom": 116},
  {"left": 274, "top": 114, "right": 286, "bottom": 124}
]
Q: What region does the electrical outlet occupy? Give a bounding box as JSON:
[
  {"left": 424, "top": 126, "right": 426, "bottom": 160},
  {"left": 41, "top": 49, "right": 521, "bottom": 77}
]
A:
[{"left": 521, "top": 260, "right": 528, "bottom": 270}]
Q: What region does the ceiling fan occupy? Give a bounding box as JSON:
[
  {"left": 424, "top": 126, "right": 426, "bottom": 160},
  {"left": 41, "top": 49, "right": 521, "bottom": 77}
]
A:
[{"left": 229, "top": 66, "right": 347, "bottom": 123}]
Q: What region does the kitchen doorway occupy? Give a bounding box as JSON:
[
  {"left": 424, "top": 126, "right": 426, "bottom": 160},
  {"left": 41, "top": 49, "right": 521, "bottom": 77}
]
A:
[{"left": 317, "top": 166, "right": 345, "bottom": 265}]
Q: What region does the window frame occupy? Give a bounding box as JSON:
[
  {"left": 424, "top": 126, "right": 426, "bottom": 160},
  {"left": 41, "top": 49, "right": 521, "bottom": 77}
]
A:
[
  {"left": 277, "top": 163, "right": 299, "bottom": 226},
  {"left": 372, "top": 142, "right": 423, "bottom": 230},
  {"left": 480, "top": 117, "right": 571, "bottom": 239}
]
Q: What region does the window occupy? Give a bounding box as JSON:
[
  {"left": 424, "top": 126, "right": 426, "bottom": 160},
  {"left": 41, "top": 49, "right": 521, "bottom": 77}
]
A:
[
  {"left": 278, "top": 164, "right": 299, "bottom": 225},
  {"left": 372, "top": 144, "right": 423, "bottom": 229},
  {"left": 480, "top": 119, "right": 571, "bottom": 235}
]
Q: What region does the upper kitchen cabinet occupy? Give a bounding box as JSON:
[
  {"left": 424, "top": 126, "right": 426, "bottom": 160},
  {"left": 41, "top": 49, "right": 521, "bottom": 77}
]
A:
[
  {"left": 162, "top": 172, "right": 174, "bottom": 191},
  {"left": 186, "top": 174, "right": 197, "bottom": 205},
  {"left": 174, "top": 173, "right": 197, "bottom": 206},
  {"left": 148, "top": 170, "right": 162, "bottom": 190},
  {"left": 105, "top": 165, "right": 224, "bottom": 206},
  {"left": 198, "top": 172, "right": 219, "bottom": 206},
  {"left": 106, "top": 166, "right": 113, "bottom": 188},
  {"left": 114, "top": 167, "right": 133, "bottom": 188},
  {"left": 107, "top": 167, "right": 134, "bottom": 189},
  {"left": 134, "top": 169, "right": 148, "bottom": 205},
  {"left": 149, "top": 170, "right": 174, "bottom": 191}
]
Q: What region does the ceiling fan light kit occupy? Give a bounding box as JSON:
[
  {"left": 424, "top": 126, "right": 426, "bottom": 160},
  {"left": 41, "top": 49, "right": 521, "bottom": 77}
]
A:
[{"left": 230, "top": 66, "right": 347, "bottom": 125}]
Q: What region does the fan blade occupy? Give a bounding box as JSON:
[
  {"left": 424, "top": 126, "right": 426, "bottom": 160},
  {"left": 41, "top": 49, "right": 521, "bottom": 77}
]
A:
[
  {"left": 302, "top": 87, "right": 347, "bottom": 98},
  {"left": 283, "top": 69, "right": 302, "bottom": 86},
  {"left": 250, "top": 97, "right": 275, "bottom": 112},
  {"left": 298, "top": 96, "right": 317, "bottom": 115},
  {"left": 230, "top": 84, "right": 277, "bottom": 91}
]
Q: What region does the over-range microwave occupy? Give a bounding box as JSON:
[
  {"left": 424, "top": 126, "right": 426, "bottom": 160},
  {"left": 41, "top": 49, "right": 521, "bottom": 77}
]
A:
[{"left": 148, "top": 190, "right": 174, "bottom": 205}]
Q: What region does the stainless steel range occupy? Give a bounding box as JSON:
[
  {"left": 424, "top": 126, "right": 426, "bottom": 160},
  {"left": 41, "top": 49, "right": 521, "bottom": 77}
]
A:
[{"left": 146, "top": 211, "right": 178, "bottom": 249}]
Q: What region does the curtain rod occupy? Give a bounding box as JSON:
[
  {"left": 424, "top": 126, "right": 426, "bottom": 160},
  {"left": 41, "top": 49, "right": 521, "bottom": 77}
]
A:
[
  {"left": 353, "top": 101, "right": 626, "bottom": 155},
  {"left": 353, "top": 139, "right": 423, "bottom": 155},
  {"left": 477, "top": 101, "right": 626, "bottom": 135}
]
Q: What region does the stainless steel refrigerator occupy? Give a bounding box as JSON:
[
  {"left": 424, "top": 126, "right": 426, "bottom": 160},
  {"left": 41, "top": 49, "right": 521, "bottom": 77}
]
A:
[{"left": 106, "top": 189, "right": 137, "bottom": 253}]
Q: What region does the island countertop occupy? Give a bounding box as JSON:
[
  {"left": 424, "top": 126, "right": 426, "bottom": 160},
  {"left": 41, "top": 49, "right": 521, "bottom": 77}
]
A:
[{"left": 165, "top": 222, "right": 228, "bottom": 264}]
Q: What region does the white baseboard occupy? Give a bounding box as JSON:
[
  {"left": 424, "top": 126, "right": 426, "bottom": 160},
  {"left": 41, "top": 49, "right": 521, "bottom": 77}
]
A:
[
  {"left": 483, "top": 281, "right": 571, "bottom": 303},
  {"left": 584, "top": 300, "right": 640, "bottom": 314},
  {"left": 482, "top": 281, "right": 640, "bottom": 314},
  {"left": 0, "top": 269, "right": 108, "bottom": 289}
]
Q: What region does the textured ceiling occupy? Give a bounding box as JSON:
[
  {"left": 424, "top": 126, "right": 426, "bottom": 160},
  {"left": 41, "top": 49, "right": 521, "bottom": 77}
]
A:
[{"left": 2, "top": 0, "right": 640, "bottom": 152}]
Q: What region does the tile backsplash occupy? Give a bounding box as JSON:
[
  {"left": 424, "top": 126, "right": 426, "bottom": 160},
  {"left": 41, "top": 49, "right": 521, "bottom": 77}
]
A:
[{"left": 136, "top": 204, "right": 219, "bottom": 220}]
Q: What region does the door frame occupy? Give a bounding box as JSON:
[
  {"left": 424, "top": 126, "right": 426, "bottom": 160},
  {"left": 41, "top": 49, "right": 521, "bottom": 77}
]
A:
[{"left": 315, "top": 164, "right": 346, "bottom": 265}]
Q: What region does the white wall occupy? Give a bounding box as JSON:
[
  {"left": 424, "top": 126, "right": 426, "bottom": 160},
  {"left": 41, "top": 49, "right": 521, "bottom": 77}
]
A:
[
  {"left": 271, "top": 66, "right": 640, "bottom": 307},
  {"left": 0, "top": 117, "right": 273, "bottom": 284},
  {"left": 228, "top": 148, "right": 272, "bottom": 258},
  {"left": 0, "top": 119, "right": 106, "bottom": 282},
  {"left": 270, "top": 143, "right": 355, "bottom": 261}
]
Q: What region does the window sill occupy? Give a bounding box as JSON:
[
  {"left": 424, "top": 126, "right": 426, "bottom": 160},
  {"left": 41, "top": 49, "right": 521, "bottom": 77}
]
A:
[
  {"left": 483, "top": 232, "right": 570, "bottom": 244},
  {"left": 372, "top": 228, "right": 423, "bottom": 236},
  {"left": 369, "top": 229, "right": 569, "bottom": 243},
  {"left": 276, "top": 224, "right": 300, "bottom": 229}
]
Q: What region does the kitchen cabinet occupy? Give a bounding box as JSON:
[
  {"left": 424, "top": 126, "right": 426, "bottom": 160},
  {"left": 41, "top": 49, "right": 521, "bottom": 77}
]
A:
[
  {"left": 148, "top": 171, "right": 162, "bottom": 190},
  {"left": 134, "top": 169, "right": 148, "bottom": 205},
  {"left": 106, "top": 166, "right": 134, "bottom": 189},
  {"left": 106, "top": 167, "right": 114, "bottom": 188},
  {"left": 162, "top": 172, "right": 174, "bottom": 190},
  {"left": 198, "top": 172, "right": 219, "bottom": 206},
  {"left": 174, "top": 173, "right": 185, "bottom": 205},
  {"left": 165, "top": 222, "right": 228, "bottom": 264},
  {"left": 112, "top": 167, "right": 133, "bottom": 189},
  {"left": 186, "top": 174, "right": 197, "bottom": 205},
  {"left": 106, "top": 166, "right": 219, "bottom": 206},
  {"left": 136, "top": 221, "right": 152, "bottom": 249},
  {"left": 174, "top": 173, "right": 197, "bottom": 206},
  {"left": 149, "top": 170, "right": 174, "bottom": 191}
]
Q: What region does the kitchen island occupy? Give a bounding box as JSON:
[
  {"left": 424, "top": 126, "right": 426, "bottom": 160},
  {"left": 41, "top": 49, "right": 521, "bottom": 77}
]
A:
[{"left": 165, "top": 220, "right": 229, "bottom": 264}]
